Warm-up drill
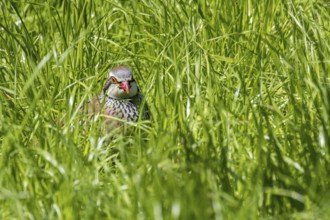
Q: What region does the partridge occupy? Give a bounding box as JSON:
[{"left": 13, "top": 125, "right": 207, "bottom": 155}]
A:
[{"left": 84, "top": 66, "right": 149, "bottom": 125}]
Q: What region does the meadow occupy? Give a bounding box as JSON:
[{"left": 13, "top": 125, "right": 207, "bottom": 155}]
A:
[{"left": 0, "top": 0, "right": 329, "bottom": 219}]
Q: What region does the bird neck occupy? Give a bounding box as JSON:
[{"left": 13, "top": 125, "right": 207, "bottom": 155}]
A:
[{"left": 103, "top": 94, "right": 133, "bottom": 101}]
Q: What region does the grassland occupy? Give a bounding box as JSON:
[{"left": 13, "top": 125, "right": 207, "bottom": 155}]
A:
[{"left": 0, "top": 0, "right": 330, "bottom": 219}]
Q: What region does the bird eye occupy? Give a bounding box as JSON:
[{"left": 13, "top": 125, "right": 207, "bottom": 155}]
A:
[{"left": 111, "top": 77, "right": 118, "bottom": 84}]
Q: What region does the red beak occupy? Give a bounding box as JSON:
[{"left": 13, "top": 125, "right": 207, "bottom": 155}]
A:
[{"left": 119, "top": 81, "right": 130, "bottom": 93}]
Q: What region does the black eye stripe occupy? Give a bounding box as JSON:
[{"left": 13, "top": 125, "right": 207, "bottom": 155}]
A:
[
  {"left": 102, "top": 79, "right": 112, "bottom": 93},
  {"left": 109, "top": 77, "right": 135, "bottom": 84}
]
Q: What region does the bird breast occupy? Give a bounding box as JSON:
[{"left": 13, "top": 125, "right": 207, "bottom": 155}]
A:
[{"left": 104, "top": 97, "right": 139, "bottom": 122}]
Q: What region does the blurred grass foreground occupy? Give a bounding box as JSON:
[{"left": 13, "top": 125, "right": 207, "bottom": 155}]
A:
[{"left": 0, "top": 0, "right": 330, "bottom": 219}]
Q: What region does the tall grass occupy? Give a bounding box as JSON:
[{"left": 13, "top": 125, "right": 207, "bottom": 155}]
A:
[{"left": 1, "top": 0, "right": 329, "bottom": 219}]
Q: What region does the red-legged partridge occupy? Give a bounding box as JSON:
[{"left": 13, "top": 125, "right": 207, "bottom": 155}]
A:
[{"left": 85, "top": 66, "right": 149, "bottom": 124}]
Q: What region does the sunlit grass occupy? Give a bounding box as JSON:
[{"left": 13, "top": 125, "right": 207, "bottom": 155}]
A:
[{"left": 1, "top": 0, "right": 329, "bottom": 219}]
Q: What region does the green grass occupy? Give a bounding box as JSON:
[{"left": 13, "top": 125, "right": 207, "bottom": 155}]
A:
[{"left": 1, "top": 0, "right": 330, "bottom": 219}]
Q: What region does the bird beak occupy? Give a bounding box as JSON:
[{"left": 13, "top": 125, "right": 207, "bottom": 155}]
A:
[{"left": 119, "top": 81, "right": 130, "bottom": 93}]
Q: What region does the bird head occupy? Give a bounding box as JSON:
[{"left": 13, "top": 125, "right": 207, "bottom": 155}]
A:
[{"left": 102, "top": 66, "right": 138, "bottom": 99}]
